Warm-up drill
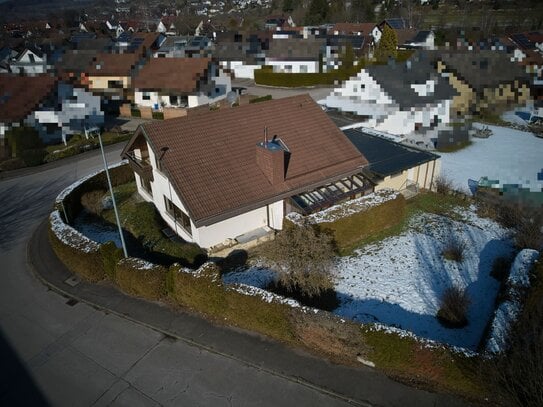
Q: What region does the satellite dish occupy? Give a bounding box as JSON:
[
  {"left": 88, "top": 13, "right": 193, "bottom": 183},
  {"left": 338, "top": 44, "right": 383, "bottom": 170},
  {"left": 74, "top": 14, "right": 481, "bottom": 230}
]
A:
[{"left": 226, "top": 91, "right": 237, "bottom": 105}]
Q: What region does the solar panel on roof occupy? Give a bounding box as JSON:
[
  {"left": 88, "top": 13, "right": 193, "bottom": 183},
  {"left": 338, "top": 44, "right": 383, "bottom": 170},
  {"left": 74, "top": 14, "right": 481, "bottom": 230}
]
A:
[
  {"left": 386, "top": 18, "right": 407, "bottom": 29},
  {"left": 511, "top": 33, "right": 535, "bottom": 49}
]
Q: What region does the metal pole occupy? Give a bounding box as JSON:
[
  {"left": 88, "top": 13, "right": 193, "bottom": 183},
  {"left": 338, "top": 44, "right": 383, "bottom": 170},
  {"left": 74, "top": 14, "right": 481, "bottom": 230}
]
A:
[{"left": 98, "top": 132, "right": 128, "bottom": 258}]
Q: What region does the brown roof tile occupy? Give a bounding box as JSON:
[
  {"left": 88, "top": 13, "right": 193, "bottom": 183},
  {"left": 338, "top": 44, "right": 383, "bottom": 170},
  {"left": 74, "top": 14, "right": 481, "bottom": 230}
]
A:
[
  {"left": 125, "top": 94, "right": 368, "bottom": 226},
  {"left": 133, "top": 58, "right": 211, "bottom": 92},
  {"left": 87, "top": 53, "right": 141, "bottom": 76},
  {"left": 0, "top": 74, "right": 56, "bottom": 122}
]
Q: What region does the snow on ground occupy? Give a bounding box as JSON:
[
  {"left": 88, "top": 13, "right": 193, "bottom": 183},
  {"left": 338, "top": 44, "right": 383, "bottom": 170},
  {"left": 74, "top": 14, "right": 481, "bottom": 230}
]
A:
[
  {"left": 507, "top": 249, "right": 540, "bottom": 288},
  {"left": 486, "top": 249, "right": 540, "bottom": 353},
  {"left": 334, "top": 205, "right": 513, "bottom": 350},
  {"left": 224, "top": 204, "right": 514, "bottom": 350},
  {"left": 222, "top": 266, "right": 276, "bottom": 288},
  {"left": 440, "top": 125, "right": 543, "bottom": 193},
  {"left": 72, "top": 210, "right": 123, "bottom": 248}
]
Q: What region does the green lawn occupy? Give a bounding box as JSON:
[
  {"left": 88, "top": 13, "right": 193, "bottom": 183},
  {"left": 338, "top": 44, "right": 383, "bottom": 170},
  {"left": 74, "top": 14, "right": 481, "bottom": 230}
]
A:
[{"left": 101, "top": 182, "right": 207, "bottom": 267}]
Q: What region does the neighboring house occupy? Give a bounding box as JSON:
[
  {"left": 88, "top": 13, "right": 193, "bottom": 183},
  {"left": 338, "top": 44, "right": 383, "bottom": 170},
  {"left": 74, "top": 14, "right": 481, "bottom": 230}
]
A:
[
  {"left": 153, "top": 36, "right": 212, "bottom": 58},
  {"left": 322, "top": 56, "right": 456, "bottom": 149},
  {"left": 0, "top": 47, "right": 17, "bottom": 72},
  {"left": 55, "top": 49, "right": 96, "bottom": 83},
  {"left": 113, "top": 32, "right": 165, "bottom": 56},
  {"left": 0, "top": 74, "right": 56, "bottom": 157},
  {"left": 265, "top": 36, "right": 325, "bottom": 73},
  {"left": 403, "top": 30, "right": 435, "bottom": 50},
  {"left": 85, "top": 52, "right": 143, "bottom": 104},
  {"left": 434, "top": 50, "right": 532, "bottom": 117},
  {"left": 214, "top": 31, "right": 270, "bottom": 79},
  {"left": 10, "top": 45, "right": 47, "bottom": 74},
  {"left": 330, "top": 22, "right": 376, "bottom": 57},
  {"left": 121, "top": 95, "right": 371, "bottom": 249},
  {"left": 133, "top": 57, "right": 231, "bottom": 109},
  {"left": 343, "top": 128, "right": 440, "bottom": 192},
  {"left": 27, "top": 82, "right": 104, "bottom": 145}
]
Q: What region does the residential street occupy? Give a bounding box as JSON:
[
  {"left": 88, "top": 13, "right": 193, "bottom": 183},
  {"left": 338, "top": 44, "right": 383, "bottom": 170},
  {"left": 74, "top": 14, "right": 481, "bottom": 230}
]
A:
[{"left": 0, "top": 145, "right": 466, "bottom": 407}]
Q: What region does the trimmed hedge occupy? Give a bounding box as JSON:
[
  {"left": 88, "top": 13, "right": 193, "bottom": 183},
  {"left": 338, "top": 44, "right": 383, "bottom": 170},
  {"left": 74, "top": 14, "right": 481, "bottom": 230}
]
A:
[
  {"left": 320, "top": 195, "right": 407, "bottom": 252},
  {"left": 116, "top": 258, "right": 168, "bottom": 300},
  {"left": 152, "top": 111, "right": 164, "bottom": 120},
  {"left": 249, "top": 94, "right": 273, "bottom": 104},
  {"left": 49, "top": 226, "right": 105, "bottom": 282},
  {"left": 170, "top": 263, "right": 294, "bottom": 342}
]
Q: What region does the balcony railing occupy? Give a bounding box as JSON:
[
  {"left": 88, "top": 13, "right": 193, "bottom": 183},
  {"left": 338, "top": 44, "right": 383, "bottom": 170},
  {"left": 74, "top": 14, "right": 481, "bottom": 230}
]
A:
[{"left": 125, "top": 151, "right": 154, "bottom": 182}]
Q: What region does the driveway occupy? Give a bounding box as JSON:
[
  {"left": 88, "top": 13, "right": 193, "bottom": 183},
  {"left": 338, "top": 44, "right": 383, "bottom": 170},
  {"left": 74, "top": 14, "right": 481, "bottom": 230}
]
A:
[{"left": 232, "top": 78, "right": 333, "bottom": 102}]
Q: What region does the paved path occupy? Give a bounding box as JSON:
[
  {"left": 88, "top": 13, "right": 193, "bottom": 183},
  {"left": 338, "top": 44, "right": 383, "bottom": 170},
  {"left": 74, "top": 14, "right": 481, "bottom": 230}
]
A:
[{"left": 0, "top": 140, "right": 468, "bottom": 406}]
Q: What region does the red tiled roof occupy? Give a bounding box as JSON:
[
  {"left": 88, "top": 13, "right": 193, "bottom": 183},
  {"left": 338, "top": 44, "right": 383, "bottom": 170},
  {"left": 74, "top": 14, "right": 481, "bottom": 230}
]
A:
[
  {"left": 331, "top": 23, "right": 376, "bottom": 36},
  {"left": 86, "top": 53, "right": 141, "bottom": 76},
  {"left": 0, "top": 74, "right": 56, "bottom": 122},
  {"left": 124, "top": 94, "right": 368, "bottom": 226},
  {"left": 133, "top": 58, "right": 211, "bottom": 92}
]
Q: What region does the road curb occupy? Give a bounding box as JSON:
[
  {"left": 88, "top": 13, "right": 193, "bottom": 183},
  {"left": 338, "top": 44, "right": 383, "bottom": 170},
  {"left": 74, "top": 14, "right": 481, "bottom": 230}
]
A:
[{"left": 26, "top": 219, "right": 374, "bottom": 407}]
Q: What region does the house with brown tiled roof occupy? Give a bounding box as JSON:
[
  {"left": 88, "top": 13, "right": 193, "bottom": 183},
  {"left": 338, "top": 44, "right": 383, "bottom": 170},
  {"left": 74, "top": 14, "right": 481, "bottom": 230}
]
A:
[
  {"left": 84, "top": 52, "right": 143, "bottom": 106},
  {"left": 0, "top": 74, "right": 57, "bottom": 158},
  {"left": 121, "top": 94, "right": 371, "bottom": 249},
  {"left": 133, "top": 57, "right": 231, "bottom": 109}
]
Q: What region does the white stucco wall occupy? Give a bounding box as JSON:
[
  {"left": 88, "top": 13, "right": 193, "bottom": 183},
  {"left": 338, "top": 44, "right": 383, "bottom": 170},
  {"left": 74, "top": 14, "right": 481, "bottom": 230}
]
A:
[
  {"left": 220, "top": 61, "right": 260, "bottom": 79},
  {"left": 323, "top": 70, "right": 394, "bottom": 117},
  {"left": 265, "top": 60, "right": 319, "bottom": 73},
  {"left": 135, "top": 69, "right": 231, "bottom": 109}
]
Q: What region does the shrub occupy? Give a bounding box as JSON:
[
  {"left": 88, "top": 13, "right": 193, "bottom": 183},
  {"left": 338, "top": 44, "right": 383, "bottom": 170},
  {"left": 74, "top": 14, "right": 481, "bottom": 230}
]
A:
[
  {"left": 131, "top": 108, "right": 141, "bottom": 117},
  {"left": 249, "top": 94, "right": 273, "bottom": 103},
  {"left": 433, "top": 175, "right": 454, "bottom": 195},
  {"left": 0, "top": 157, "right": 25, "bottom": 171},
  {"left": 442, "top": 237, "right": 465, "bottom": 262},
  {"left": 485, "top": 254, "right": 543, "bottom": 406},
  {"left": 266, "top": 222, "right": 336, "bottom": 298},
  {"left": 437, "top": 286, "right": 471, "bottom": 328},
  {"left": 115, "top": 258, "right": 168, "bottom": 300},
  {"left": 152, "top": 111, "right": 164, "bottom": 120},
  {"left": 81, "top": 189, "right": 107, "bottom": 215},
  {"left": 491, "top": 256, "right": 514, "bottom": 282}
]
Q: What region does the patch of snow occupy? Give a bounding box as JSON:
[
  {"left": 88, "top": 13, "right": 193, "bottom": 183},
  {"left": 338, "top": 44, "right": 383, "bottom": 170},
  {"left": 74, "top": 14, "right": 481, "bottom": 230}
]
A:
[
  {"left": 231, "top": 283, "right": 301, "bottom": 307},
  {"left": 50, "top": 210, "right": 100, "bottom": 253},
  {"left": 485, "top": 300, "right": 521, "bottom": 354},
  {"left": 120, "top": 257, "right": 157, "bottom": 270},
  {"left": 72, "top": 210, "right": 122, "bottom": 247},
  {"left": 440, "top": 125, "right": 543, "bottom": 193},
  {"left": 501, "top": 110, "right": 529, "bottom": 126},
  {"left": 222, "top": 266, "right": 276, "bottom": 288},
  {"left": 286, "top": 189, "right": 399, "bottom": 224},
  {"left": 334, "top": 209, "right": 513, "bottom": 350},
  {"left": 507, "top": 249, "right": 539, "bottom": 288}
]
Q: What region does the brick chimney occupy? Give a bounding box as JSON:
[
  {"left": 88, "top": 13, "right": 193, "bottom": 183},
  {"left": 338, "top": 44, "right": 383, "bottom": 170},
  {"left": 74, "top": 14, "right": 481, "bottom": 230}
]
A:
[{"left": 256, "top": 134, "right": 289, "bottom": 185}]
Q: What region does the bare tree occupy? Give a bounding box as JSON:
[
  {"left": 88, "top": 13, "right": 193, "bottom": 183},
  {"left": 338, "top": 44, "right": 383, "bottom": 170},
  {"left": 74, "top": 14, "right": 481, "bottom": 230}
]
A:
[{"left": 266, "top": 221, "right": 336, "bottom": 298}]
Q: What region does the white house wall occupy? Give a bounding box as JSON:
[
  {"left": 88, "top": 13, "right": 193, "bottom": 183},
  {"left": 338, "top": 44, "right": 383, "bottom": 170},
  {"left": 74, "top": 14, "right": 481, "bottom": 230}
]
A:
[
  {"left": 323, "top": 70, "right": 395, "bottom": 118},
  {"left": 196, "top": 200, "right": 283, "bottom": 248},
  {"left": 139, "top": 142, "right": 283, "bottom": 249},
  {"left": 220, "top": 61, "right": 260, "bottom": 79},
  {"left": 265, "top": 60, "right": 319, "bottom": 73}
]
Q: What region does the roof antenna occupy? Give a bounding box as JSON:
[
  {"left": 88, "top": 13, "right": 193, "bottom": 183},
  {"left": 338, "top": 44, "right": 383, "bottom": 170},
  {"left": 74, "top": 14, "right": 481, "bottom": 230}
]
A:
[{"left": 264, "top": 126, "right": 268, "bottom": 147}]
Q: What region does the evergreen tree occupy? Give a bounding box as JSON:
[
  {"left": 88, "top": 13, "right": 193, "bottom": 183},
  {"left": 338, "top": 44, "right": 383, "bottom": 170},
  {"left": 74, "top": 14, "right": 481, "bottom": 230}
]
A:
[
  {"left": 305, "top": 0, "right": 329, "bottom": 25},
  {"left": 376, "top": 24, "right": 397, "bottom": 60},
  {"left": 282, "top": 0, "right": 294, "bottom": 13}
]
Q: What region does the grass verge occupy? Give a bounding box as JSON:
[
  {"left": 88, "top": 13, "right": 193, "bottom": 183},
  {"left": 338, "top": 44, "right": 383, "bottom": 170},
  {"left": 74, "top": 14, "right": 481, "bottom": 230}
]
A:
[{"left": 362, "top": 327, "right": 485, "bottom": 401}]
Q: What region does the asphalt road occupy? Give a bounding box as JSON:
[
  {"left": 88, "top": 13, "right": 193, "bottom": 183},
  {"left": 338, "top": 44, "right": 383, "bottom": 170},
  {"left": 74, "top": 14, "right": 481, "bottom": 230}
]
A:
[
  {"left": 0, "top": 145, "right": 357, "bottom": 406},
  {"left": 0, "top": 143, "right": 467, "bottom": 406}
]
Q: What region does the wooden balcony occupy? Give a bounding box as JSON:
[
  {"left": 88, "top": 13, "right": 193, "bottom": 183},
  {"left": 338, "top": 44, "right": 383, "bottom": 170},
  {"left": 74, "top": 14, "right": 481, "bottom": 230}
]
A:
[{"left": 125, "top": 151, "right": 154, "bottom": 183}]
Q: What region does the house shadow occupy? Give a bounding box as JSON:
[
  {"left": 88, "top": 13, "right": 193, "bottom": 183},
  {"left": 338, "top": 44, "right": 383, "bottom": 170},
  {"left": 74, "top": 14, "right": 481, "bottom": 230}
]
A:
[{"left": 0, "top": 328, "right": 50, "bottom": 406}]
